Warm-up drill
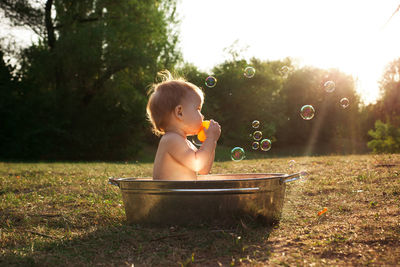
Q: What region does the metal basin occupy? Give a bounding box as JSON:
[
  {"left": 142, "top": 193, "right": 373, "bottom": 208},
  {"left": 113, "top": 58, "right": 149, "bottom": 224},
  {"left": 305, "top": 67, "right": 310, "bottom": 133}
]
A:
[{"left": 108, "top": 173, "right": 301, "bottom": 226}]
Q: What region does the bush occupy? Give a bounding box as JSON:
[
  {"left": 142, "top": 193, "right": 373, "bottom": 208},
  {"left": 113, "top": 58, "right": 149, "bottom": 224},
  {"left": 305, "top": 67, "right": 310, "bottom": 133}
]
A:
[{"left": 367, "top": 120, "right": 400, "bottom": 153}]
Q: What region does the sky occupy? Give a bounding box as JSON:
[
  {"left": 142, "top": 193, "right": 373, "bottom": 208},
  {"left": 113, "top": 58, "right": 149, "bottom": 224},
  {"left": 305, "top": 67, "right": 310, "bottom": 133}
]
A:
[
  {"left": 176, "top": 0, "right": 400, "bottom": 104},
  {"left": 1, "top": 0, "right": 399, "bottom": 104}
]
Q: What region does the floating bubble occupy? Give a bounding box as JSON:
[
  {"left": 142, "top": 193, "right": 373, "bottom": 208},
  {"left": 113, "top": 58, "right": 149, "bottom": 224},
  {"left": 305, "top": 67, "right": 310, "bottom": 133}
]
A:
[
  {"left": 205, "top": 76, "right": 217, "bottom": 88},
  {"left": 260, "top": 139, "right": 271, "bottom": 151},
  {"left": 340, "top": 97, "right": 349, "bottom": 108},
  {"left": 252, "top": 120, "right": 260, "bottom": 129},
  {"left": 299, "top": 170, "right": 309, "bottom": 183},
  {"left": 300, "top": 170, "right": 309, "bottom": 178},
  {"left": 288, "top": 160, "right": 296, "bottom": 168},
  {"left": 253, "top": 131, "right": 262, "bottom": 141},
  {"left": 300, "top": 105, "right": 315, "bottom": 120},
  {"left": 324, "top": 81, "right": 335, "bottom": 93},
  {"left": 252, "top": 141, "right": 259, "bottom": 150},
  {"left": 244, "top": 66, "right": 256, "bottom": 78},
  {"left": 280, "top": 66, "right": 289, "bottom": 76},
  {"left": 231, "top": 147, "right": 245, "bottom": 161}
]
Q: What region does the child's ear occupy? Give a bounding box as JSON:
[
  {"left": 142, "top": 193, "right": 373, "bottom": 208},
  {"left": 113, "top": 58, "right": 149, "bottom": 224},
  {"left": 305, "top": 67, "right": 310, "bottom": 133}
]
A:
[{"left": 174, "top": 105, "right": 183, "bottom": 120}]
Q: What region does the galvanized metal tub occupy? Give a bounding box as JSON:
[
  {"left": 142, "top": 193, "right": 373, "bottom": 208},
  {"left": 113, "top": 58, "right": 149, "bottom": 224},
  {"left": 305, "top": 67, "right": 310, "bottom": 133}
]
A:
[{"left": 108, "top": 173, "right": 301, "bottom": 226}]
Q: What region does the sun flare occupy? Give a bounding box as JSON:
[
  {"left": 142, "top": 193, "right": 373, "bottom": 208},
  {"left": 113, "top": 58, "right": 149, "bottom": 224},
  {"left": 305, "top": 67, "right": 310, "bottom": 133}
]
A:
[
  {"left": 178, "top": 0, "right": 400, "bottom": 104},
  {"left": 2, "top": 0, "right": 400, "bottom": 104}
]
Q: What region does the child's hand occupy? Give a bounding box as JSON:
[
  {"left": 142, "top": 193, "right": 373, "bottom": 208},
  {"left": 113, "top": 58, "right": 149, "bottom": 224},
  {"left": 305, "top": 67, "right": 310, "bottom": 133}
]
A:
[{"left": 204, "top": 119, "right": 221, "bottom": 141}]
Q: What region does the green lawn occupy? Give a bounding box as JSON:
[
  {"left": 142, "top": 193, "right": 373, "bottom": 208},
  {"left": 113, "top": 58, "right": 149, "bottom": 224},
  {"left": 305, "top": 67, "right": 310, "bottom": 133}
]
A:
[{"left": 1, "top": 154, "right": 400, "bottom": 266}]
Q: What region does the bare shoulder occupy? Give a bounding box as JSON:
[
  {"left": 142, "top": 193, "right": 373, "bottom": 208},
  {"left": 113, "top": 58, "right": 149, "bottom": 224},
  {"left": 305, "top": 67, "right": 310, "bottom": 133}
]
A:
[{"left": 160, "top": 132, "right": 188, "bottom": 148}]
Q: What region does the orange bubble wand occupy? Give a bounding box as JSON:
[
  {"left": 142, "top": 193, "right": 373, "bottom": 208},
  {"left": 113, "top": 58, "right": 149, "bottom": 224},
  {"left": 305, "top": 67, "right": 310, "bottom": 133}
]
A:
[{"left": 197, "top": 120, "right": 210, "bottom": 142}]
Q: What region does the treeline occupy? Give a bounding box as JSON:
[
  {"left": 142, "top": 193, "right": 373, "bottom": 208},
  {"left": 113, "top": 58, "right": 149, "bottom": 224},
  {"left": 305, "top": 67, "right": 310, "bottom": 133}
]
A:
[
  {"left": 180, "top": 59, "right": 365, "bottom": 156},
  {"left": 0, "top": 0, "right": 180, "bottom": 160},
  {"left": 1, "top": 0, "right": 400, "bottom": 160}
]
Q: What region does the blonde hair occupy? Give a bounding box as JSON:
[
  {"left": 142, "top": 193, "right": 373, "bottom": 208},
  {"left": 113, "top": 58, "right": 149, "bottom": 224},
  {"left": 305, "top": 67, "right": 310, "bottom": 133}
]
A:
[{"left": 146, "top": 70, "right": 204, "bottom": 136}]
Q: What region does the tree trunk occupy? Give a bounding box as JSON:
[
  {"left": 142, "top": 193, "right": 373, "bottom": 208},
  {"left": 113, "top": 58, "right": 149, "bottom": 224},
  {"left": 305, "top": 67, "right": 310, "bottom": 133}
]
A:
[{"left": 45, "top": 0, "right": 55, "bottom": 50}]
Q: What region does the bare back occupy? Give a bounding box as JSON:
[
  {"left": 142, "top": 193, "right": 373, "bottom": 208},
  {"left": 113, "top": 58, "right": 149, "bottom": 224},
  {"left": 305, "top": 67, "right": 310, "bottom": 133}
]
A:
[{"left": 153, "top": 132, "right": 198, "bottom": 180}]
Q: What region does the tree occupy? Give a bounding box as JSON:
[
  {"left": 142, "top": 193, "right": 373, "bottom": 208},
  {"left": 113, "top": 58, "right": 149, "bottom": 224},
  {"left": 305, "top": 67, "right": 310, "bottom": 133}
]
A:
[
  {"left": 0, "top": 0, "right": 181, "bottom": 160},
  {"left": 378, "top": 57, "right": 400, "bottom": 125},
  {"left": 0, "top": 50, "right": 22, "bottom": 158},
  {"left": 363, "top": 58, "right": 400, "bottom": 153}
]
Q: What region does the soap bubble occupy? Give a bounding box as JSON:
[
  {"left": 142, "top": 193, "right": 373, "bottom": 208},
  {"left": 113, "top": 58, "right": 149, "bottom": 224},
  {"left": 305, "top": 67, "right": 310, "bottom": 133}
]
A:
[
  {"left": 231, "top": 147, "right": 245, "bottom": 161},
  {"left": 280, "top": 66, "right": 290, "bottom": 76},
  {"left": 260, "top": 139, "right": 271, "bottom": 151},
  {"left": 300, "top": 170, "right": 309, "bottom": 178},
  {"left": 252, "top": 120, "right": 260, "bottom": 128},
  {"left": 244, "top": 66, "right": 256, "bottom": 78},
  {"left": 252, "top": 141, "right": 259, "bottom": 150},
  {"left": 288, "top": 160, "right": 296, "bottom": 168},
  {"left": 324, "top": 81, "right": 335, "bottom": 93},
  {"left": 288, "top": 160, "right": 297, "bottom": 174},
  {"left": 253, "top": 131, "right": 262, "bottom": 141},
  {"left": 340, "top": 98, "right": 349, "bottom": 108},
  {"left": 300, "top": 105, "right": 315, "bottom": 120},
  {"left": 205, "top": 76, "right": 217, "bottom": 88},
  {"left": 299, "top": 170, "right": 309, "bottom": 183}
]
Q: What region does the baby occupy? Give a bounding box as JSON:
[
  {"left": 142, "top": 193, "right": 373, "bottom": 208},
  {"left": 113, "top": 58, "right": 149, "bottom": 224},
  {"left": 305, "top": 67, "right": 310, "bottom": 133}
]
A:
[{"left": 146, "top": 71, "right": 221, "bottom": 180}]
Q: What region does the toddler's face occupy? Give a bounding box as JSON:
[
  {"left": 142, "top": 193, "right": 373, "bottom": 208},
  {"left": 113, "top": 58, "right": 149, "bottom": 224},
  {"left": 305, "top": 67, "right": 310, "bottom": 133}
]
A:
[{"left": 181, "top": 92, "right": 204, "bottom": 136}]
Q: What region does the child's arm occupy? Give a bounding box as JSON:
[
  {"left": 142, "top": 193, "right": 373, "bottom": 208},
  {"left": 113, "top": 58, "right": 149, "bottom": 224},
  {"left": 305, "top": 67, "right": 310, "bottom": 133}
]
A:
[
  {"left": 198, "top": 145, "right": 215, "bottom": 175},
  {"left": 166, "top": 120, "right": 220, "bottom": 172}
]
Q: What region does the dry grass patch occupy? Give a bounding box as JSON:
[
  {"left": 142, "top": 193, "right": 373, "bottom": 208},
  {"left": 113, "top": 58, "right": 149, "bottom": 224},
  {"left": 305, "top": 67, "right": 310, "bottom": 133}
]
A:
[{"left": 0, "top": 155, "right": 399, "bottom": 266}]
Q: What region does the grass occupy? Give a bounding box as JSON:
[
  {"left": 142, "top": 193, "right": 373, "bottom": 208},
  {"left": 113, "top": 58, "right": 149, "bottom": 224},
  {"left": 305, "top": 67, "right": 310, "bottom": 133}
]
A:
[{"left": 1, "top": 154, "right": 400, "bottom": 266}]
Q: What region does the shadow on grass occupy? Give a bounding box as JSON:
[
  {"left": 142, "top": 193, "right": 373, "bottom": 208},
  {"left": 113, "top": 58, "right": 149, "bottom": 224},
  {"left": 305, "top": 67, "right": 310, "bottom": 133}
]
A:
[{"left": 1, "top": 219, "right": 275, "bottom": 266}]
